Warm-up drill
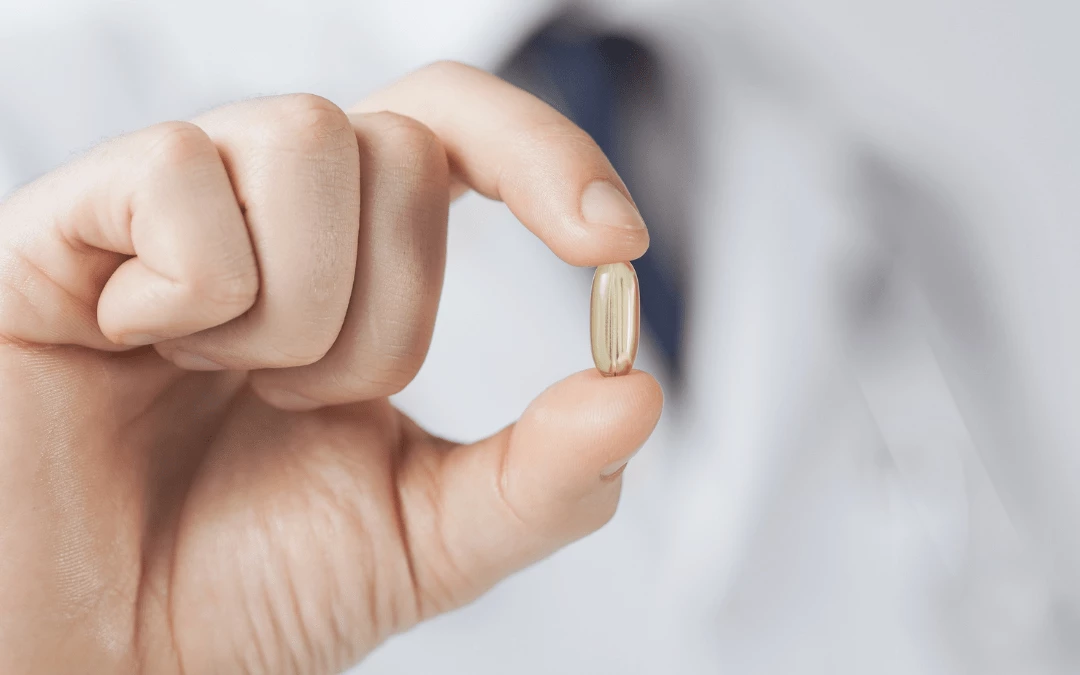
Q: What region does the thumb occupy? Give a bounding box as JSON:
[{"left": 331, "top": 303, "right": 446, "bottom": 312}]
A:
[{"left": 398, "top": 369, "right": 664, "bottom": 618}]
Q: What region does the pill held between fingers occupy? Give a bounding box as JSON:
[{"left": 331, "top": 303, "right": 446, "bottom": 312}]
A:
[{"left": 590, "top": 262, "right": 640, "bottom": 377}]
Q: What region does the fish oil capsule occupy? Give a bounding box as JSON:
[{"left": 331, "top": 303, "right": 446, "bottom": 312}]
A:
[{"left": 590, "top": 262, "right": 640, "bottom": 377}]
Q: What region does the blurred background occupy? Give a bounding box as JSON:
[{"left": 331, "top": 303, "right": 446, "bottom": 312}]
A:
[{"left": 2, "top": 1, "right": 1079, "bottom": 673}]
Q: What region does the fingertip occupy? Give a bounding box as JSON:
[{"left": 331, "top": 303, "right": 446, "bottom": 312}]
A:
[
  {"left": 352, "top": 62, "right": 651, "bottom": 268},
  {"left": 513, "top": 172, "right": 651, "bottom": 268},
  {"left": 550, "top": 223, "right": 650, "bottom": 268},
  {"left": 113, "top": 333, "right": 164, "bottom": 347},
  {"left": 526, "top": 368, "right": 664, "bottom": 430},
  {"left": 510, "top": 368, "right": 663, "bottom": 496},
  {"left": 412, "top": 368, "right": 663, "bottom": 603},
  {"left": 254, "top": 386, "right": 324, "bottom": 412}
]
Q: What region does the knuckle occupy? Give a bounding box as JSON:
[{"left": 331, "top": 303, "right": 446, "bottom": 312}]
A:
[
  {"left": 395, "top": 451, "right": 464, "bottom": 619},
  {"left": 266, "top": 93, "right": 355, "bottom": 156},
  {"left": 366, "top": 112, "right": 440, "bottom": 159},
  {"left": 494, "top": 452, "right": 534, "bottom": 533},
  {"left": 144, "top": 121, "right": 218, "bottom": 173},
  {"left": 363, "top": 113, "right": 447, "bottom": 183}
]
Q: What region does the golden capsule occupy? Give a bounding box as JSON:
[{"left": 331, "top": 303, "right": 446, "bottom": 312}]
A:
[{"left": 590, "top": 262, "right": 640, "bottom": 377}]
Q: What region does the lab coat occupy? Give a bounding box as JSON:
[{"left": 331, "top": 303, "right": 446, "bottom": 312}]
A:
[{"left": 1, "top": 1, "right": 1077, "bottom": 673}]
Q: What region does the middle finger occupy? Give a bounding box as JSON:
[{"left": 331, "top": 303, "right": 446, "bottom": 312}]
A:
[{"left": 250, "top": 111, "right": 450, "bottom": 410}]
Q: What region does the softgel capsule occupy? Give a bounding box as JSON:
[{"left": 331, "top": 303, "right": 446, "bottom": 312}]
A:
[{"left": 590, "top": 262, "right": 640, "bottom": 376}]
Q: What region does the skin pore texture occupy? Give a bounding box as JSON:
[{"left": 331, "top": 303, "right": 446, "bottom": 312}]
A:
[{"left": 0, "top": 62, "right": 662, "bottom": 674}]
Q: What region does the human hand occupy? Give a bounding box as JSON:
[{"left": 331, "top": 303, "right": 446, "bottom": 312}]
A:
[{"left": 0, "top": 62, "right": 662, "bottom": 674}]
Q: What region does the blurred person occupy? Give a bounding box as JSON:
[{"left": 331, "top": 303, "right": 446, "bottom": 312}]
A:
[{"left": 0, "top": 2, "right": 1078, "bottom": 675}]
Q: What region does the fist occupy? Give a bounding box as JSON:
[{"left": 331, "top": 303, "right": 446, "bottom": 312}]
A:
[{"left": 0, "top": 62, "right": 661, "bottom": 674}]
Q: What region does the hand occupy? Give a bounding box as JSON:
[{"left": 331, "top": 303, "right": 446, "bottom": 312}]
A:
[{"left": 0, "top": 62, "right": 662, "bottom": 674}]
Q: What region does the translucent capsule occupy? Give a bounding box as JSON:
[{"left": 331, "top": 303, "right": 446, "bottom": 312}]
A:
[{"left": 590, "top": 262, "right": 640, "bottom": 377}]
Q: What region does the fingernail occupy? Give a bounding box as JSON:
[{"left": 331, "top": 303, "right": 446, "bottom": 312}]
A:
[
  {"left": 119, "top": 333, "right": 162, "bottom": 346},
  {"left": 581, "top": 180, "right": 646, "bottom": 230},
  {"left": 259, "top": 389, "right": 322, "bottom": 412},
  {"left": 170, "top": 350, "right": 225, "bottom": 371},
  {"left": 600, "top": 458, "right": 630, "bottom": 481}
]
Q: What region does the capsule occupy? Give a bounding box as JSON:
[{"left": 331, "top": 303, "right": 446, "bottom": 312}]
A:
[{"left": 590, "top": 262, "right": 640, "bottom": 377}]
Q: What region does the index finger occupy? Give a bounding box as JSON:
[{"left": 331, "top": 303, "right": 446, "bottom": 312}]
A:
[{"left": 350, "top": 61, "right": 649, "bottom": 267}]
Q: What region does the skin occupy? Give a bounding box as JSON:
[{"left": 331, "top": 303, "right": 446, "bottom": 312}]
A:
[{"left": 0, "top": 61, "right": 662, "bottom": 674}]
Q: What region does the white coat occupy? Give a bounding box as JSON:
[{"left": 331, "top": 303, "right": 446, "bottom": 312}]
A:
[{"left": 1, "top": 1, "right": 1077, "bottom": 673}]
